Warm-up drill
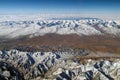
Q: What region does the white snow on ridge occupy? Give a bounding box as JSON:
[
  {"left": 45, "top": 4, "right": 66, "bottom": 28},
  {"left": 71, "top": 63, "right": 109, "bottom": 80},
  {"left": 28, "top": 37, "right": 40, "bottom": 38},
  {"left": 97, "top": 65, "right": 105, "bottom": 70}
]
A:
[
  {"left": 0, "top": 49, "right": 120, "bottom": 80},
  {"left": 0, "top": 17, "right": 120, "bottom": 39}
]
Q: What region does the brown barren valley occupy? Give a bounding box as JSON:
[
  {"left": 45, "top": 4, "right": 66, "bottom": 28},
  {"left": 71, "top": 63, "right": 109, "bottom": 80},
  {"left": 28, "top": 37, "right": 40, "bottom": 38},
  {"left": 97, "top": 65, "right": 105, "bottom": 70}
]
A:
[{"left": 0, "top": 33, "right": 120, "bottom": 54}]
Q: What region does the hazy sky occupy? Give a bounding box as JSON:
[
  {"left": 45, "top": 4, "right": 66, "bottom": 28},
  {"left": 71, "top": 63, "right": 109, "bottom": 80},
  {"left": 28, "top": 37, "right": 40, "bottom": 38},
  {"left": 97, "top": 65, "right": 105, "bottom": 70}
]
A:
[{"left": 0, "top": 0, "right": 120, "bottom": 19}]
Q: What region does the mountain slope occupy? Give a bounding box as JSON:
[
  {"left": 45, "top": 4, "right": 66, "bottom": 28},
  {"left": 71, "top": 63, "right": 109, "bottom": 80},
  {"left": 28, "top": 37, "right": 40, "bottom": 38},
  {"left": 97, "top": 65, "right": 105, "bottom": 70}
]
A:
[
  {"left": 0, "top": 18, "right": 120, "bottom": 39},
  {"left": 0, "top": 49, "right": 120, "bottom": 80}
]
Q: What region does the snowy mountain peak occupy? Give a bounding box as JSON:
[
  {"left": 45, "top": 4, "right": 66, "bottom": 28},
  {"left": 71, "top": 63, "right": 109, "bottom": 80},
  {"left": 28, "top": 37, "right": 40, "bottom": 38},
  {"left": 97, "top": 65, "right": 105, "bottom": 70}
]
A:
[
  {"left": 0, "top": 18, "right": 120, "bottom": 39},
  {"left": 0, "top": 49, "right": 120, "bottom": 80}
]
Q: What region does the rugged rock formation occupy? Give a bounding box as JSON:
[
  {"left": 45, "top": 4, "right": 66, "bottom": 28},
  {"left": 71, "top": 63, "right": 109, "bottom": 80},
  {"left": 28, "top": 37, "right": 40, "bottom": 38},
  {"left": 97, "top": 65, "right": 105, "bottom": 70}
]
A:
[{"left": 0, "top": 49, "right": 120, "bottom": 80}]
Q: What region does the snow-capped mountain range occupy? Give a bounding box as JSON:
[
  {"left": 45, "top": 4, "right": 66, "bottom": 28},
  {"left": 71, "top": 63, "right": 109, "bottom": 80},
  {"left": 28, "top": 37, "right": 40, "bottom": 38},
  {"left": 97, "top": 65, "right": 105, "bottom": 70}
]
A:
[
  {"left": 0, "top": 17, "right": 120, "bottom": 39},
  {"left": 0, "top": 49, "right": 120, "bottom": 80}
]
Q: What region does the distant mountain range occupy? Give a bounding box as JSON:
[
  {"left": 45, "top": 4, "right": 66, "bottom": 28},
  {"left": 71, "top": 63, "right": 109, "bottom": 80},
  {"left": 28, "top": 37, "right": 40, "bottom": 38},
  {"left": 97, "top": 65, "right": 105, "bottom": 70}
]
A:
[{"left": 0, "top": 18, "right": 120, "bottom": 39}]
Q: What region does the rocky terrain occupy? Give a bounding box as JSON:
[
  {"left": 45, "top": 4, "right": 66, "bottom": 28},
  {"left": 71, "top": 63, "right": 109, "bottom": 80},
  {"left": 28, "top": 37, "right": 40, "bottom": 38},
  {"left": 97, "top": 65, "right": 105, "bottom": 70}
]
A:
[
  {"left": 0, "top": 17, "right": 120, "bottom": 80},
  {"left": 0, "top": 49, "right": 120, "bottom": 80}
]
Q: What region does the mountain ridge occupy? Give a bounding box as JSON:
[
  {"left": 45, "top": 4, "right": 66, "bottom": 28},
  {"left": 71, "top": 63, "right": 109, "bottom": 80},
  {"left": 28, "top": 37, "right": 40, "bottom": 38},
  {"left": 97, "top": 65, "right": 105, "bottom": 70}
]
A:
[{"left": 0, "top": 18, "right": 120, "bottom": 39}]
